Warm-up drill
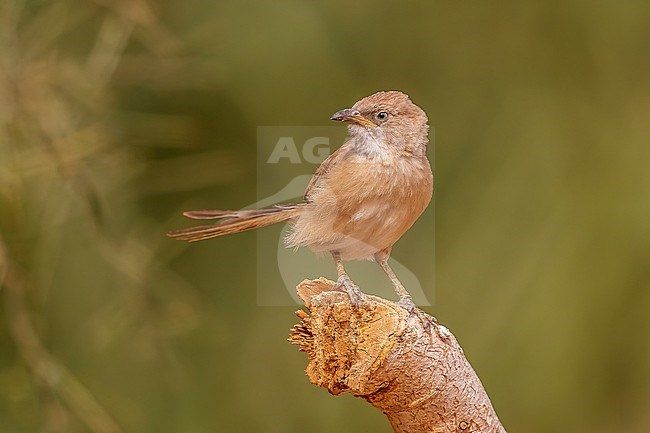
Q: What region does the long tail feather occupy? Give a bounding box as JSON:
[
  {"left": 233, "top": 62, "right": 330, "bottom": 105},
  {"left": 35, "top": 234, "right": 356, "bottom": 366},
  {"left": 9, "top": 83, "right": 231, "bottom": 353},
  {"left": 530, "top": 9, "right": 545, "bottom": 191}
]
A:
[
  {"left": 183, "top": 209, "right": 287, "bottom": 220},
  {"left": 168, "top": 205, "right": 299, "bottom": 242},
  {"left": 182, "top": 210, "right": 240, "bottom": 220}
]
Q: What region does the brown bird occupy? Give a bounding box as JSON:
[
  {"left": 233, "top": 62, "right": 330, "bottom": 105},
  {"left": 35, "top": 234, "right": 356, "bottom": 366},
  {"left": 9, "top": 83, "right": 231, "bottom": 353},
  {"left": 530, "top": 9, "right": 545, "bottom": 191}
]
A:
[{"left": 168, "top": 91, "right": 433, "bottom": 313}]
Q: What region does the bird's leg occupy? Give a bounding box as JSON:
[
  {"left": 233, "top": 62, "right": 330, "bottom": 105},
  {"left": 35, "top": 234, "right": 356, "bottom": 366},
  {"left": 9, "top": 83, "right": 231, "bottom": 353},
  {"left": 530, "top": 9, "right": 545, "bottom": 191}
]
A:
[
  {"left": 332, "top": 251, "right": 363, "bottom": 307},
  {"left": 375, "top": 253, "right": 437, "bottom": 328},
  {"left": 375, "top": 253, "right": 411, "bottom": 300}
]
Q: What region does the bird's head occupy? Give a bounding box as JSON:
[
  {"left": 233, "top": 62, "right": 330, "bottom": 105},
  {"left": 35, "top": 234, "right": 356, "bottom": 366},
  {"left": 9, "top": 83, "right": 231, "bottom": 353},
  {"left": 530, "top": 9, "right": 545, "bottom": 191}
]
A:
[{"left": 330, "top": 91, "right": 429, "bottom": 156}]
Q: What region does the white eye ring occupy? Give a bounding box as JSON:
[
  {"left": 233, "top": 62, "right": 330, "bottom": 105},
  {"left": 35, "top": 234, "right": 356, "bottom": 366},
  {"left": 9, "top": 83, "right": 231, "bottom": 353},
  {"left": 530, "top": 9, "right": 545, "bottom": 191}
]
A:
[{"left": 376, "top": 111, "right": 389, "bottom": 120}]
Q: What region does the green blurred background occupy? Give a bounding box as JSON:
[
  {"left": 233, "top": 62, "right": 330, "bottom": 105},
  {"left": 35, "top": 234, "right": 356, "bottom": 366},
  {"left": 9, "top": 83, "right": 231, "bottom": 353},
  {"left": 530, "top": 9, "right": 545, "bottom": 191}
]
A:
[{"left": 1, "top": 1, "right": 649, "bottom": 432}]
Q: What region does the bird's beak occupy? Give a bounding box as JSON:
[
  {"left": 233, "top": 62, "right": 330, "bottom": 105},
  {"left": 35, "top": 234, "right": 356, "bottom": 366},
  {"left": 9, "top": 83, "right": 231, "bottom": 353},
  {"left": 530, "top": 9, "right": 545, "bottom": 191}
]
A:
[{"left": 330, "top": 108, "right": 377, "bottom": 127}]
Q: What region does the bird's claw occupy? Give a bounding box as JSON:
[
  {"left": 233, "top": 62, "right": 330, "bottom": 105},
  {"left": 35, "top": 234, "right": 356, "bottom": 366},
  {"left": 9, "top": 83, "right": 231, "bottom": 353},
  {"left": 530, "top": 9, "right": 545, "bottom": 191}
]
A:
[
  {"left": 397, "top": 295, "right": 437, "bottom": 331},
  {"left": 335, "top": 275, "right": 363, "bottom": 308}
]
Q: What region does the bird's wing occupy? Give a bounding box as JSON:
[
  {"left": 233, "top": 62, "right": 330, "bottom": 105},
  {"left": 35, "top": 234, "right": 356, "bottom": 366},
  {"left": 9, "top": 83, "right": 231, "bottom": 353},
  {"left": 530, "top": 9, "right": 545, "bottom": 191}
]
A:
[{"left": 304, "top": 140, "right": 354, "bottom": 203}]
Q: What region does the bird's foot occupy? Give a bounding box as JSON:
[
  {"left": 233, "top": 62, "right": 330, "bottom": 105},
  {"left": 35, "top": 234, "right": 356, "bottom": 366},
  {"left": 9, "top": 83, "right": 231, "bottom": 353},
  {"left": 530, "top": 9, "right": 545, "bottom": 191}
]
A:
[
  {"left": 335, "top": 275, "right": 364, "bottom": 308},
  {"left": 397, "top": 295, "right": 437, "bottom": 331}
]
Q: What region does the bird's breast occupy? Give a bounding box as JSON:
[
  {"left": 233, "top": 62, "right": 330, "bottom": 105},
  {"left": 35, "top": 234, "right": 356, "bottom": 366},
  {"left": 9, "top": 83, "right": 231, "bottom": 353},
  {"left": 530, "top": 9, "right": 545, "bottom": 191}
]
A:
[{"left": 286, "top": 154, "right": 433, "bottom": 260}]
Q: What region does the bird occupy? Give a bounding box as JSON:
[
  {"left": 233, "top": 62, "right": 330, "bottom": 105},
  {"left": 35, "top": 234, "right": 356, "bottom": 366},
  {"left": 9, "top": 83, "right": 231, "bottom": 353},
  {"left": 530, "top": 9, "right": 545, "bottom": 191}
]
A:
[{"left": 168, "top": 91, "right": 433, "bottom": 314}]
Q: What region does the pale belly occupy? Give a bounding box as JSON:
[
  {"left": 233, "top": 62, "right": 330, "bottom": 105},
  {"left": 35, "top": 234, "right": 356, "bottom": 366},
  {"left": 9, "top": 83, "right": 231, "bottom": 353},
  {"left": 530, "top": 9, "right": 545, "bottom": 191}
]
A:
[{"left": 302, "top": 201, "right": 421, "bottom": 260}]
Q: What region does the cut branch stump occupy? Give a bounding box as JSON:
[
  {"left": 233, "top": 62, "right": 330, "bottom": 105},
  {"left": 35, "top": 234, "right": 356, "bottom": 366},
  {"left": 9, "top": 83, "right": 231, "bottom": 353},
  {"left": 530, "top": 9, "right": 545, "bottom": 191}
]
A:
[{"left": 289, "top": 278, "right": 506, "bottom": 433}]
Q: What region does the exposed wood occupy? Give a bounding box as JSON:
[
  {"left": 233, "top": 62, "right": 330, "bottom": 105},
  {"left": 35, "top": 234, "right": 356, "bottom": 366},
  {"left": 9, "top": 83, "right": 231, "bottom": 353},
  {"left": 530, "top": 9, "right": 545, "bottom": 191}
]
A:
[{"left": 289, "top": 278, "right": 507, "bottom": 433}]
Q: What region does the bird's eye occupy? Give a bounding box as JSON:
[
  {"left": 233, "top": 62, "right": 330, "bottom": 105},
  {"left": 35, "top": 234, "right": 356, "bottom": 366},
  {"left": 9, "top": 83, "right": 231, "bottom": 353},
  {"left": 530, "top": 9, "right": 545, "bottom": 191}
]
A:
[{"left": 376, "top": 111, "right": 389, "bottom": 120}]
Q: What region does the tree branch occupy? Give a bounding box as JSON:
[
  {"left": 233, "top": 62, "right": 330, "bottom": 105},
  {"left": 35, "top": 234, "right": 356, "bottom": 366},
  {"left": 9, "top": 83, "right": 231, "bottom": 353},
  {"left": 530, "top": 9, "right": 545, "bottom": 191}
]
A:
[{"left": 289, "top": 278, "right": 506, "bottom": 433}]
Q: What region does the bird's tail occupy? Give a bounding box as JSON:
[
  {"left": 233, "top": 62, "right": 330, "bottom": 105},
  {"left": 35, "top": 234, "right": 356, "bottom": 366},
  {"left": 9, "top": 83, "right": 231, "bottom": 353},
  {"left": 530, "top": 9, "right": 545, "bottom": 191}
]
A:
[{"left": 167, "top": 205, "right": 300, "bottom": 242}]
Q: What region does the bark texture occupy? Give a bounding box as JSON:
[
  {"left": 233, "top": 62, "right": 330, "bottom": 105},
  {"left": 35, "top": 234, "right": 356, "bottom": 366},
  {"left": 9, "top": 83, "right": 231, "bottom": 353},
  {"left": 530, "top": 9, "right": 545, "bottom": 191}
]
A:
[{"left": 289, "top": 278, "right": 507, "bottom": 433}]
